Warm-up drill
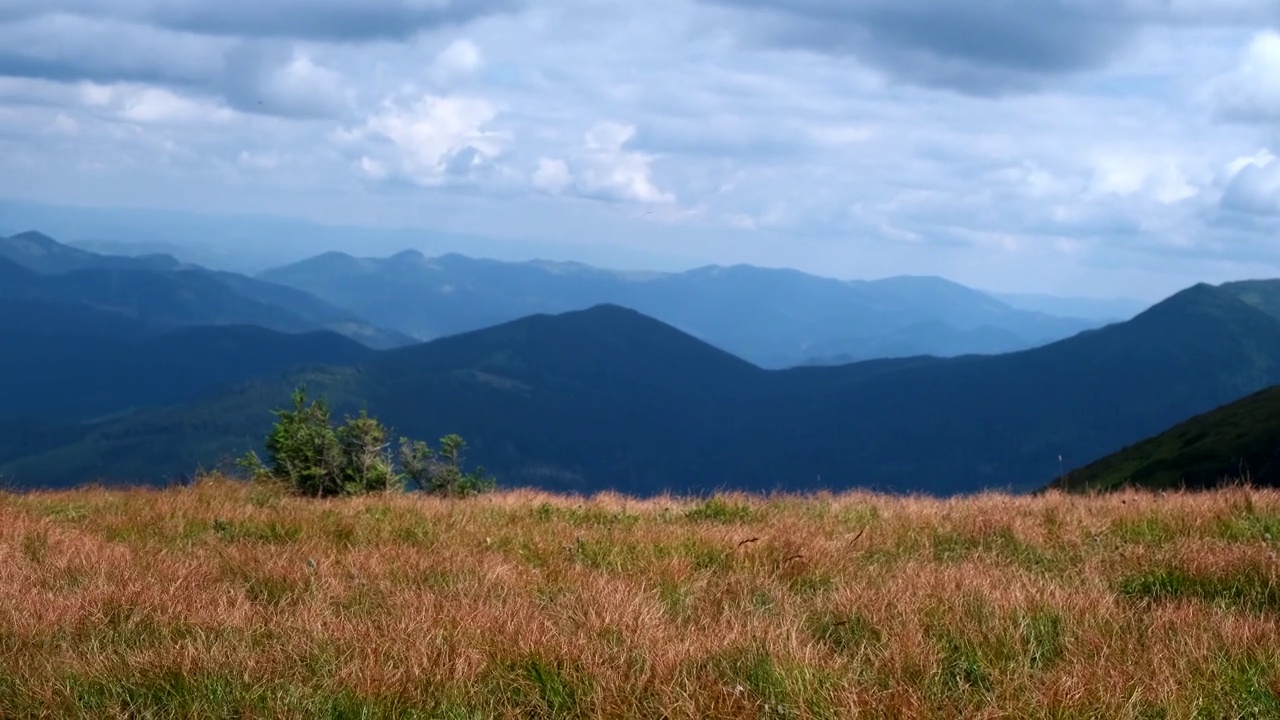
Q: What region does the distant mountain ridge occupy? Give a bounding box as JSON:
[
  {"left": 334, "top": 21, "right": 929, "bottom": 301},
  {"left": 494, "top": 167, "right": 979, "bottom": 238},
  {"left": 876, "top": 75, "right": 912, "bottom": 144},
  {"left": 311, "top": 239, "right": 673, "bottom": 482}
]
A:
[
  {"left": 9, "top": 280, "right": 1280, "bottom": 495},
  {"left": 0, "top": 231, "right": 411, "bottom": 349},
  {"left": 0, "top": 230, "right": 183, "bottom": 273},
  {"left": 261, "top": 250, "right": 1105, "bottom": 367},
  {"left": 990, "top": 291, "right": 1147, "bottom": 322}
]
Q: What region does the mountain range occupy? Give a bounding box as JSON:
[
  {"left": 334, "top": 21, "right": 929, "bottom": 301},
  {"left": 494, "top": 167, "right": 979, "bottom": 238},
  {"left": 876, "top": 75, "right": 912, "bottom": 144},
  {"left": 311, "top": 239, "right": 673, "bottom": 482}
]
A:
[
  {"left": 5, "top": 279, "right": 1280, "bottom": 496},
  {"left": 6, "top": 227, "right": 1280, "bottom": 496},
  {"left": 0, "top": 231, "right": 411, "bottom": 349},
  {"left": 259, "top": 250, "right": 1112, "bottom": 367}
]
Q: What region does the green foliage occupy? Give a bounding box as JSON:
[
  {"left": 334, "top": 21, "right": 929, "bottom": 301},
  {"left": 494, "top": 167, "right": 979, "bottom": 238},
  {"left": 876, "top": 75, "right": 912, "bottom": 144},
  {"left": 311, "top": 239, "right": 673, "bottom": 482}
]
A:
[
  {"left": 685, "top": 497, "right": 758, "bottom": 524},
  {"left": 211, "top": 518, "right": 302, "bottom": 544},
  {"left": 1017, "top": 610, "right": 1066, "bottom": 671},
  {"left": 490, "top": 656, "right": 592, "bottom": 719},
  {"left": 716, "top": 646, "right": 838, "bottom": 720},
  {"left": 1118, "top": 566, "right": 1280, "bottom": 614},
  {"left": 1056, "top": 384, "right": 1280, "bottom": 493},
  {"left": 809, "top": 612, "right": 882, "bottom": 657},
  {"left": 400, "top": 434, "right": 495, "bottom": 498},
  {"left": 241, "top": 387, "right": 345, "bottom": 497},
  {"left": 243, "top": 387, "right": 492, "bottom": 498}
]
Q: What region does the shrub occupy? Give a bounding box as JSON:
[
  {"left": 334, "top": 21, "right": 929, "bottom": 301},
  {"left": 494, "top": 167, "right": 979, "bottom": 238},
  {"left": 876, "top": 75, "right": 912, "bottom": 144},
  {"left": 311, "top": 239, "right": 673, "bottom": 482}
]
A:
[
  {"left": 241, "top": 387, "right": 492, "bottom": 498},
  {"left": 400, "top": 434, "right": 496, "bottom": 498}
]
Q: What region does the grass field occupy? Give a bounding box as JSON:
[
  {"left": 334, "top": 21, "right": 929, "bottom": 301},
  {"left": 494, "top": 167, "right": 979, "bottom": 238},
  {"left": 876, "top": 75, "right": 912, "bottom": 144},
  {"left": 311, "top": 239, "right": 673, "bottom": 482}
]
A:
[{"left": 2, "top": 478, "right": 1279, "bottom": 718}]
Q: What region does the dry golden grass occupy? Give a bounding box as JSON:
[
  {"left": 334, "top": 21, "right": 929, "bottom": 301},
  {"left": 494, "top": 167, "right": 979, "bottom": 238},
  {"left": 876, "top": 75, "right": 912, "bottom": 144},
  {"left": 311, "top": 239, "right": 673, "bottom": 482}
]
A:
[{"left": 2, "top": 478, "right": 1279, "bottom": 718}]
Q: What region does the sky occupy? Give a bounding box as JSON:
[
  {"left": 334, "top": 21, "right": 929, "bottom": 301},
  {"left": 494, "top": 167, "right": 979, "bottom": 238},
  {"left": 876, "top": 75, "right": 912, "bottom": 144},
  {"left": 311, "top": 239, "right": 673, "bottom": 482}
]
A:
[{"left": 0, "top": 1, "right": 1279, "bottom": 299}]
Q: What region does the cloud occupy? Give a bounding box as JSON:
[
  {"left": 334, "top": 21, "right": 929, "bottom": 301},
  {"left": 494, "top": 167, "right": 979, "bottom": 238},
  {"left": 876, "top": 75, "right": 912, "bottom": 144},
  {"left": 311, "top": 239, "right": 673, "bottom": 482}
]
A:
[
  {"left": 2, "top": 0, "right": 522, "bottom": 42},
  {"left": 0, "top": 14, "right": 227, "bottom": 88},
  {"left": 80, "top": 82, "right": 236, "bottom": 125},
  {"left": 532, "top": 157, "right": 572, "bottom": 194},
  {"left": 222, "top": 44, "right": 352, "bottom": 118},
  {"left": 1088, "top": 154, "right": 1199, "bottom": 205},
  {"left": 0, "top": 15, "right": 351, "bottom": 119},
  {"left": 702, "top": 0, "right": 1280, "bottom": 94},
  {"left": 2, "top": 0, "right": 1280, "bottom": 300},
  {"left": 573, "top": 122, "right": 675, "bottom": 203},
  {"left": 1222, "top": 151, "right": 1280, "bottom": 215},
  {"left": 429, "top": 39, "right": 485, "bottom": 86},
  {"left": 0, "top": 2, "right": 516, "bottom": 121},
  {"left": 1214, "top": 30, "right": 1280, "bottom": 123},
  {"left": 341, "top": 93, "right": 510, "bottom": 187},
  {"left": 237, "top": 150, "right": 285, "bottom": 170}
]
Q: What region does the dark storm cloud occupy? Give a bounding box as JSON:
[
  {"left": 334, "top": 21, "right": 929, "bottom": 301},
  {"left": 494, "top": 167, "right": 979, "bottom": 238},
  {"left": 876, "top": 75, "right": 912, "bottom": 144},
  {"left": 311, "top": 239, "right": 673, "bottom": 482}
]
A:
[
  {"left": 0, "top": 17, "right": 339, "bottom": 119},
  {"left": 0, "top": 0, "right": 524, "bottom": 120},
  {"left": 0, "top": 15, "right": 221, "bottom": 89},
  {"left": 702, "top": 0, "right": 1272, "bottom": 94},
  {"left": 1, "top": 0, "right": 523, "bottom": 42},
  {"left": 150, "top": 0, "right": 523, "bottom": 42}
]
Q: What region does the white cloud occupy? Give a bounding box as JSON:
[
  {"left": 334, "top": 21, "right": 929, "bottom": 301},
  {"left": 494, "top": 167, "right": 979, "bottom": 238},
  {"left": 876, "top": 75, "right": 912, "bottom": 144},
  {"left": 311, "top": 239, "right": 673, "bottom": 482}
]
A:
[
  {"left": 575, "top": 122, "right": 675, "bottom": 203},
  {"left": 532, "top": 157, "right": 572, "bottom": 193},
  {"left": 1222, "top": 150, "right": 1280, "bottom": 215},
  {"left": 1214, "top": 30, "right": 1280, "bottom": 123},
  {"left": 1089, "top": 154, "right": 1199, "bottom": 205},
  {"left": 78, "top": 82, "right": 235, "bottom": 125},
  {"left": 254, "top": 52, "right": 351, "bottom": 117},
  {"left": 429, "top": 39, "right": 485, "bottom": 86},
  {"left": 342, "top": 93, "right": 510, "bottom": 186},
  {"left": 50, "top": 113, "right": 79, "bottom": 135},
  {"left": 237, "top": 150, "right": 284, "bottom": 170}
]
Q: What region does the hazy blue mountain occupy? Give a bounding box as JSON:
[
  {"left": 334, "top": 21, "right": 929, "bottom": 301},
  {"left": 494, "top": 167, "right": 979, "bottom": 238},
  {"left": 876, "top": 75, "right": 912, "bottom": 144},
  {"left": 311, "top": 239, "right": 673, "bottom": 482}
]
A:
[
  {"left": 0, "top": 197, "right": 693, "bottom": 274},
  {"left": 1, "top": 231, "right": 181, "bottom": 273},
  {"left": 11, "top": 281, "right": 1280, "bottom": 495},
  {"left": 67, "top": 238, "right": 244, "bottom": 272},
  {"left": 261, "top": 251, "right": 1101, "bottom": 367},
  {"left": 990, "top": 291, "right": 1149, "bottom": 322},
  {"left": 0, "top": 231, "right": 411, "bottom": 349}
]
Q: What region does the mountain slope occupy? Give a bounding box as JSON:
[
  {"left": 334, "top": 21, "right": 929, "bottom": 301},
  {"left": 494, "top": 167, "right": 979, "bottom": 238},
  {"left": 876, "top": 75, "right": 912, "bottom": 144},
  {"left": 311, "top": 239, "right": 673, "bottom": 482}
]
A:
[
  {"left": 1049, "top": 385, "right": 1280, "bottom": 492},
  {"left": 10, "top": 283, "right": 1280, "bottom": 494},
  {"left": 260, "top": 251, "right": 1100, "bottom": 367},
  {"left": 1221, "top": 279, "right": 1280, "bottom": 324},
  {"left": 0, "top": 304, "right": 375, "bottom": 422},
  {"left": 766, "top": 283, "right": 1280, "bottom": 493}
]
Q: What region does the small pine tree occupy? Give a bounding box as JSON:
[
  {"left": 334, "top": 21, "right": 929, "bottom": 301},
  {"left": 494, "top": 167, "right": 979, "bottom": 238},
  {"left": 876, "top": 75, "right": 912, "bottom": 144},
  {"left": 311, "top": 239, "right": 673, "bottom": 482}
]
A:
[
  {"left": 263, "top": 387, "right": 343, "bottom": 497},
  {"left": 400, "top": 434, "right": 495, "bottom": 497},
  {"left": 336, "top": 411, "right": 402, "bottom": 495}
]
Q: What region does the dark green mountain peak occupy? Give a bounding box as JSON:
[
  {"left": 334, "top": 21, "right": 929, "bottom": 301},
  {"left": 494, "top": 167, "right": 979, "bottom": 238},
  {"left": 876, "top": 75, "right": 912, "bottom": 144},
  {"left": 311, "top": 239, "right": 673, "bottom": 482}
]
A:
[
  {"left": 383, "top": 302, "right": 760, "bottom": 380},
  {"left": 1219, "top": 278, "right": 1280, "bottom": 323},
  {"left": 1052, "top": 384, "right": 1280, "bottom": 492},
  {"left": 1126, "top": 283, "right": 1276, "bottom": 333}
]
